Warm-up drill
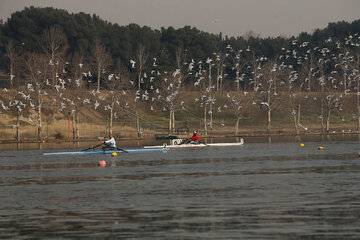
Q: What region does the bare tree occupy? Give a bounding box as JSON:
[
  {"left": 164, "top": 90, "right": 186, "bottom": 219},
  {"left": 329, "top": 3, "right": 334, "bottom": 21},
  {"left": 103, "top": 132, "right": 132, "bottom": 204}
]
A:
[
  {"left": 93, "top": 40, "right": 112, "bottom": 91},
  {"left": 152, "top": 69, "right": 184, "bottom": 135},
  {"left": 136, "top": 44, "right": 148, "bottom": 91},
  {"left": 5, "top": 40, "right": 19, "bottom": 87},
  {"left": 103, "top": 60, "right": 130, "bottom": 137},
  {"left": 193, "top": 69, "right": 216, "bottom": 136},
  {"left": 250, "top": 50, "right": 258, "bottom": 92},
  {"left": 1, "top": 89, "right": 30, "bottom": 141},
  {"left": 314, "top": 52, "right": 344, "bottom": 133},
  {"left": 24, "top": 52, "right": 51, "bottom": 140},
  {"left": 314, "top": 50, "right": 334, "bottom": 132},
  {"left": 303, "top": 51, "right": 315, "bottom": 92},
  {"left": 286, "top": 69, "right": 308, "bottom": 134},
  {"left": 71, "top": 51, "right": 88, "bottom": 89},
  {"left": 42, "top": 26, "right": 68, "bottom": 86},
  {"left": 215, "top": 51, "right": 225, "bottom": 91},
  {"left": 337, "top": 50, "right": 359, "bottom": 131},
  {"left": 225, "top": 47, "right": 247, "bottom": 92},
  {"left": 253, "top": 61, "right": 281, "bottom": 133},
  {"left": 355, "top": 49, "right": 360, "bottom": 130},
  {"left": 131, "top": 45, "right": 148, "bottom": 137},
  {"left": 338, "top": 33, "right": 360, "bottom": 130},
  {"left": 225, "top": 92, "right": 249, "bottom": 135},
  {"left": 335, "top": 49, "right": 355, "bottom": 95},
  {"left": 59, "top": 77, "right": 92, "bottom": 139}
]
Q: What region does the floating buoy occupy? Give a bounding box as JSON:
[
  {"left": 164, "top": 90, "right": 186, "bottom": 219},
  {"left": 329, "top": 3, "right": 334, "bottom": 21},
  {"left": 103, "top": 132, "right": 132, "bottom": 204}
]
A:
[
  {"left": 98, "top": 160, "right": 106, "bottom": 167},
  {"left": 300, "top": 143, "right": 304, "bottom": 147},
  {"left": 111, "top": 152, "right": 117, "bottom": 157},
  {"left": 318, "top": 146, "right": 324, "bottom": 150},
  {"left": 42, "top": 140, "right": 46, "bottom": 143}
]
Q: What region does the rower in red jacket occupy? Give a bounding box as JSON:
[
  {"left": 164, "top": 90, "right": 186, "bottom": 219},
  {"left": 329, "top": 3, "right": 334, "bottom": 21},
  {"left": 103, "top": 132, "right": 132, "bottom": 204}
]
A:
[{"left": 189, "top": 131, "right": 199, "bottom": 144}]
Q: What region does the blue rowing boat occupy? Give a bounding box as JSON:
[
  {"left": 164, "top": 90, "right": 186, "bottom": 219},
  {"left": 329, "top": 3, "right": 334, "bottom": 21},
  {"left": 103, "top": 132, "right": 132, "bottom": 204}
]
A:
[{"left": 43, "top": 148, "right": 168, "bottom": 156}]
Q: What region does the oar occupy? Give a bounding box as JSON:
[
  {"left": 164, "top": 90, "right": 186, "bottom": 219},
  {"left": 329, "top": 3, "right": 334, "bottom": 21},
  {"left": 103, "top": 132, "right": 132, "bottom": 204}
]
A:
[
  {"left": 116, "top": 147, "right": 128, "bottom": 153},
  {"left": 82, "top": 143, "right": 102, "bottom": 151}
]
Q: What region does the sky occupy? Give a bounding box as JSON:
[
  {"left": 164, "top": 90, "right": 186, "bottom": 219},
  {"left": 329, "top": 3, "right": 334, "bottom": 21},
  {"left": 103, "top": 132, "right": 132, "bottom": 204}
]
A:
[{"left": 0, "top": 0, "right": 359, "bottom": 38}]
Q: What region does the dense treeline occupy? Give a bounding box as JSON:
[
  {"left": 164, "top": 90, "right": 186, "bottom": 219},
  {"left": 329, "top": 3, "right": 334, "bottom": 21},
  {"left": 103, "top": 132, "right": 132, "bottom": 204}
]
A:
[
  {"left": 0, "top": 6, "right": 359, "bottom": 141},
  {"left": 0, "top": 6, "right": 359, "bottom": 84},
  {"left": 0, "top": 6, "right": 219, "bottom": 73}
]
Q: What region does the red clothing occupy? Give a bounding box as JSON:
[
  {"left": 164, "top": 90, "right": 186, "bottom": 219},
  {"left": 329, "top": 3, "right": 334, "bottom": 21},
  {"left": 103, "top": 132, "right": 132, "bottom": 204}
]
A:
[{"left": 189, "top": 134, "right": 199, "bottom": 142}]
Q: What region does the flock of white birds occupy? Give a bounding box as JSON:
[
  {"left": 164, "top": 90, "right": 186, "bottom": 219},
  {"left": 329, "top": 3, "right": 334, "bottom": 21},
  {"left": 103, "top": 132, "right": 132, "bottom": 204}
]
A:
[{"left": 1, "top": 32, "right": 359, "bottom": 132}]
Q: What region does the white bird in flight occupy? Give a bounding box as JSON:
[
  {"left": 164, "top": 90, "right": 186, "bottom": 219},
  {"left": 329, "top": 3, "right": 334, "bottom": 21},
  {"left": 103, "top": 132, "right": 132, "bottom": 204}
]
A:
[{"left": 130, "top": 59, "right": 136, "bottom": 68}]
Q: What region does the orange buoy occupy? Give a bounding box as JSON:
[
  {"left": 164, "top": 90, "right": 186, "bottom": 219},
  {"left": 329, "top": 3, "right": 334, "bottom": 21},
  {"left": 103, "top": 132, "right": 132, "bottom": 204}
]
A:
[
  {"left": 98, "top": 160, "right": 106, "bottom": 167},
  {"left": 318, "top": 146, "right": 324, "bottom": 150},
  {"left": 300, "top": 143, "right": 304, "bottom": 147},
  {"left": 111, "top": 152, "right": 117, "bottom": 157}
]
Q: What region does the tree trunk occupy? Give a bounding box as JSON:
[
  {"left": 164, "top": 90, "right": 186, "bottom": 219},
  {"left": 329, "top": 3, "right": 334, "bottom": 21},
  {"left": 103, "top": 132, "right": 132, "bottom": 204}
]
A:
[
  {"left": 236, "top": 67, "right": 240, "bottom": 92},
  {"left": 137, "top": 44, "right": 146, "bottom": 91},
  {"left": 37, "top": 103, "right": 42, "bottom": 140},
  {"left": 208, "top": 63, "right": 212, "bottom": 88},
  {"left": 51, "top": 53, "right": 55, "bottom": 86},
  {"left": 235, "top": 116, "right": 240, "bottom": 135},
  {"left": 326, "top": 110, "right": 331, "bottom": 132},
  {"left": 72, "top": 112, "right": 76, "bottom": 139},
  {"left": 138, "top": 68, "right": 142, "bottom": 91},
  {"left": 267, "top": 108, "right": 271, "bottom": 134},
  {"left": 252, "top": 51, "right": 257, "bottom": 91},
  {"left": 209, "top": 102, "right": 213, "bottom": 132},
  {"left": 105, "top": 114, "right": 108, "bottom": 138},
  {"left": 75, "top": 112, "right": 79, "bottom": 138},
  {"left": 357, "top": 85, "right": 360, "bottom": 131},
  {"left": 308, "top": 69, "right": 311, "bottom": 92},
  {"left": 293, "top": 114, "right": 299, "bottom": 135},
  {"left": 308, "top": 56, "right": 313, "bottom": 92},
  {"left": 295, "top": 103, "right": 301, "bottom": 134},
  {"left": 109, "top": 109, "right": 113, "bottom": 137},
  {"left": 343, "top": 73, "right": 347, "bottom": 94},
  {"left": 136, "top": 107, "right": 141, "bottom": 138},
  {"left": 204, "top": 104, "right": 207, "bottom": 136},
  {"left": 172, "top": 109, "right": 175, "bottom": 134},
  {"left": 97, "top": 65, "right": 101, "bottom": 91},
  {"left": 358, "top": 102, "right": 360, "bottom": 131},
  {"left": 220, "top": 67, "right": 223, "bottom": 91},
  {"left": 80, "top": 71, "right": 83, "bottom": 89},
  {"left": 216, "top": 68, "right": 220, "bottom": 91},
  {"left": 358, "top": 57, "right": 360, "bottom": 131},
  {"left": 109, "top": 96, "right": 114, "bottom": 137},
  {"left": 297, "top": 104, "right": 301, "bottom": 128},
  {"left": 10, "top": 61, "right": 14, "bottom": 88},
  {"left": 321, "top": 95, "right": 324, "bottom": 132},
  {"left": 168, "top": 108, "right": 172, "bottom": 135},
  {"left": 16, "top": 112, "right": 20, "bottom": 141}
]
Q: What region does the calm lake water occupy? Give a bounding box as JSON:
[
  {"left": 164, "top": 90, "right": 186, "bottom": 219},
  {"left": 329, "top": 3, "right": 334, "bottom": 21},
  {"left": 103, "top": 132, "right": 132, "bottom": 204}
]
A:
[{"left": 1, "top": 135, "right": 360, "bottom": 239}]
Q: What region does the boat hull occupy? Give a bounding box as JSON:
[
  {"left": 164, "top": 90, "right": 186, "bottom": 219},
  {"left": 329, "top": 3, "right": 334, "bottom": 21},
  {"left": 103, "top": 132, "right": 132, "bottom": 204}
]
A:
[
  {"left": 43, "top": 148, "right": 168, "bottom": 156},
  {"left": 144, "top": 142, "right": 244, "bottom": 149}
]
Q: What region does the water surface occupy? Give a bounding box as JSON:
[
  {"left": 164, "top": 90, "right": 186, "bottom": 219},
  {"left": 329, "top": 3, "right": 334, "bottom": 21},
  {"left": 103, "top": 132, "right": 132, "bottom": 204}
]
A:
[{"left": 0, "top": 136, "right": 360, "bottom": 239}]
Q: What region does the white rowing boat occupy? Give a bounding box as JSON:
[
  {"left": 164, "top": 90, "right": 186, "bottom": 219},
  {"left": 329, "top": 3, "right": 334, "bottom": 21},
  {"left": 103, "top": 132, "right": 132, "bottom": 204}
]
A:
[
  {"left": 144, "top": 138, "right": 244, "bottom": 149},
  {"left": 43, "top": 148, "right": 168, "bottom": 156}
]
